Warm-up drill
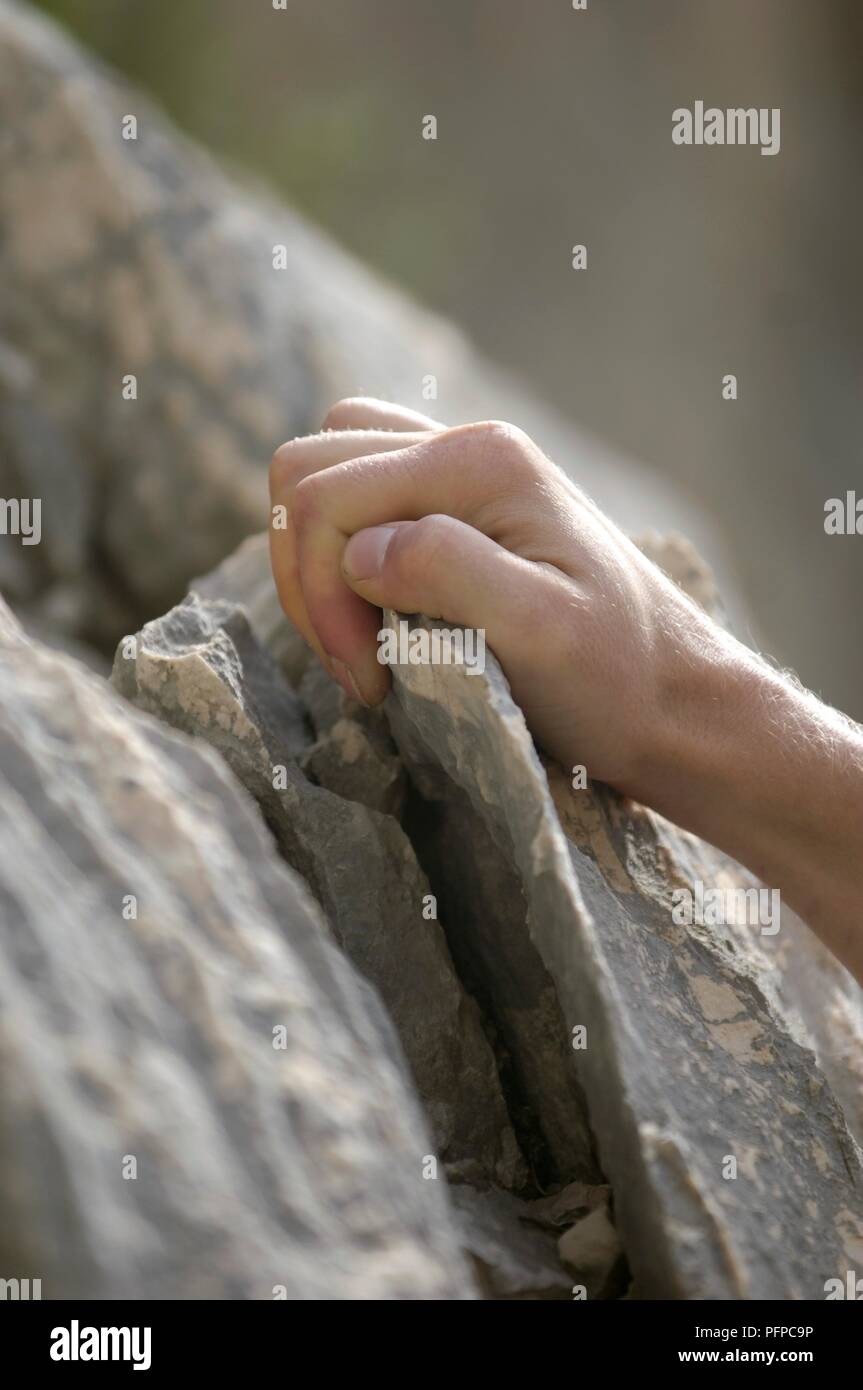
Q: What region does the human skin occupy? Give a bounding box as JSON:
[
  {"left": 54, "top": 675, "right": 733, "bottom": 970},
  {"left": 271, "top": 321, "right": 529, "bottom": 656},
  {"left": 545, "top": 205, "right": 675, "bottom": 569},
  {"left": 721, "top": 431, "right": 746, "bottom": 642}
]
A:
[{"left": 270, "top": 397, "right": 863, "bottom": 986}]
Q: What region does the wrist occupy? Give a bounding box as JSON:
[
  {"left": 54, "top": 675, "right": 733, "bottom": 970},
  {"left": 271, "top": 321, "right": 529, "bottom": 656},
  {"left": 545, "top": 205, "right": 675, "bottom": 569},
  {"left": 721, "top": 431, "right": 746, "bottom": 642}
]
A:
[
  {"left": 636, "top": 630, "right": 863, "bottom": 980},
  {"left": 626, "top": 624, "right": 756, "bottom": 827}
]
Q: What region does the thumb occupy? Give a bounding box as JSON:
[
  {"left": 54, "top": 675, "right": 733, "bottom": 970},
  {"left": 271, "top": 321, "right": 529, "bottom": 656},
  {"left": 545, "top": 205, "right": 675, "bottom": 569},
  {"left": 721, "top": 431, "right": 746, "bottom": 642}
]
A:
[{"left": 340, "top": 513, "right": 540, "bottom": 700}]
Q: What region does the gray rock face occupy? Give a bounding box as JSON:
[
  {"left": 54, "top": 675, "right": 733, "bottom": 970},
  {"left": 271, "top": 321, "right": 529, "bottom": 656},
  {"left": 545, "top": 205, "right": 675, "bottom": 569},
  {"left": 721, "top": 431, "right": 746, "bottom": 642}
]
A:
[
  {"left": 449, "top": 1176, "right": 625, "bottom": 1301},
  {"left": 6, "top": 509, "right": 862, "bottom": 1299},
  {"left": 298, "top": 662, "right": 407, "bottom": 818},
  {"left": 111, "top": 533, "right": 863, "bottom": 1299},
  {"left": 0, "top": 598, "right": 477, "bottom": 1299},
  {"left": 386, "top": 723, "right": 601, "bottom": 1188},
  {"left": 2, "top": 0, "right": 860, "bottom": 1300},
  {"left": 383, "top": 610, "right": 863, "bottom": 1299},
  {"left": 112, "top": 593, "right": 527, "bottom": 1191},
  {"left": 448, "top": 1185, "right": 575, "bottom": 1301},
  {"left": 558, "top": 1205, "right": 627, "bottom": 1301},
  {"left": 191, "top": 535, "right": 315, "bottom": 688}
]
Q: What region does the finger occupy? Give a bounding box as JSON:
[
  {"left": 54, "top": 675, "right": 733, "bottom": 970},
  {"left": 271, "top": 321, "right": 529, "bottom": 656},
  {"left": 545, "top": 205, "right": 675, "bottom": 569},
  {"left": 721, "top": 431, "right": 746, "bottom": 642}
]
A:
[
  {"left": 322, "top": 396, "right": 443, "bottom": 433},
  {"left": 269, "top": 429, "right": 432, "bottom": 662},
  {"left": 291, "top": 424, "right": 555, "bottom": 701},
  {"left": 271, "top": 430, "right": 434, "bottom": 500},
  {"left": 339, "top": 515, "right": 552, "bottom": 705},
  {"left": 267, "top": 511, "right": 333, "bottom": 673}
]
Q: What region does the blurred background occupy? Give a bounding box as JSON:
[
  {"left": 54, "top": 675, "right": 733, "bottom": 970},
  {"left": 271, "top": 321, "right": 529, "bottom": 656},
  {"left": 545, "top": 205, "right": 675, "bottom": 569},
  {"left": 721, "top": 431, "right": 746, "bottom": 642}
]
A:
[{"left": 33, "top": 0, "right": 863, "bottom": 718}]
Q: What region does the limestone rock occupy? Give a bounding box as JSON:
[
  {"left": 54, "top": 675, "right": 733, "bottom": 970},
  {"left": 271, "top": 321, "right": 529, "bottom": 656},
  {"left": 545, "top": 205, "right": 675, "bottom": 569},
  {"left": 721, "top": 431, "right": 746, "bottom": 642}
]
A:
[
  {"left": 448, "top": 1177, "right": 626, "bottom": 1300},
  {"left": 7, "top": 0, "right": 851, "bottom": 1303},
  {"left": 523, "top": 1179, "right": 613, "bottom": 1231},
  {"left": 448, "top": 1185, "right": 572, "bottom": 1301},
  {"left": 112, "top": 593, "right": 312, "bottom": 771},
  {"left": 189, "top": 542, "right": 406, "bottom": 815},
  {"left": 112, "top": 594, "right": 527, "bottom": 1190},
  {"left": 297, "top": 662, "right": 407, "bottom": 817},
  {"left": 385, "top": 736, "right": 601, "bottom": 1188},
  {"left": 0, "top": 599, "right": 476, "bottom": 1299},
  {"left": 190, "top": 535, "right": 315, "bottom": 688},
  {"left": 558, "top": 1205, "right": 627, "bottom": 1301},
  {"left": 382, "top": 610, "right": 863, "bottom": 1299},
  {"left": 752, "top": 908, "right": 863, "bottom": 1152}
]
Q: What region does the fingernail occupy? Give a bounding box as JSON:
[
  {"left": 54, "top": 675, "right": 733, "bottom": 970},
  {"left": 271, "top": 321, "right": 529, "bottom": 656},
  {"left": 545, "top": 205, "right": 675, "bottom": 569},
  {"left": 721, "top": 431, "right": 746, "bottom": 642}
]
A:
[
  {"left": 343, "top": 526, "right": 396, "bottom": 581},
  {"left": 328, "top": 657, "right": 370, "bottom": 706}
]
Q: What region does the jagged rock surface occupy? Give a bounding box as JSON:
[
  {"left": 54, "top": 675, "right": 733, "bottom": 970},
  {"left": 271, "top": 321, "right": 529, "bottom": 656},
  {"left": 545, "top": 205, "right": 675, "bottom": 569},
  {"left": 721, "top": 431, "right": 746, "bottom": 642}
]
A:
[
  {"left": 448, "top": 1186, "right": 575, "bottom": 1301},
  {"left": 187, "top": 541, "right": 601, "bottom": 1188},
  {"left": 116, "top": 533, "right": 863, "bottom": 1299},
  {"left": 384, "top": 610, "right": 863, "bottom": 1299},
  {"left": 191, "top": 535, "right": 315, "bottom": 688},
  {"left": 0, "top": 599, "right": 476, "bottom": 1299},
  {"left": 557, "top": 1205, "right": 627, "bottom": 1301},
  {"left": 391, "top": 741, "right": 601, "bottom": 1187},
  {"left": 112, "top": 593, "right": 527, "bottom": 1191},
  {"left": 2, "top": 0, "right": 860, "bottom": 1299},
  {"left": 298, "top": 661, "right": 407, "bottom": 818}
]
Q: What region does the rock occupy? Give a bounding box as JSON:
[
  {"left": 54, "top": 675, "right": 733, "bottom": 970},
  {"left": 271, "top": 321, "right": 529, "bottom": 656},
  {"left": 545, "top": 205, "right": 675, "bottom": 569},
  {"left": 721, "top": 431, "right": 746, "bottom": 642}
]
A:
[
  {"left": 299, "top": 714, "right": 406, "bottom": 818},
  {"left": 385, "top": 738, "right": 601, "bottom": 1188},
  {"left": 190, "top": 543, "right": 406, "bottom": 815},
  {"left": 13, "top": 603, "right": 112, "bottom": 676},
  {"left": 558, "top": 1205, "right": 628, "bottom": 1301},
  {"left": 131, "top": 534, "right": 863, "bottom": 1298},
  {"left": 296, "top": 661, "right": 346, "bottom": 737},
  {"left": 0, "top": 0, "right": 733, "bottom": 653},
  {"left": 112, "top": 592, "right": 312, "bottom": 769},
  {"left": 522, "top": 1179, "right": 613, "bottom": 1232},
  {"left": 297, "top": 663, "right": 407, "bottom": 817},
  {"left": 7, "top": 0, "right": 853, "bottom": 1304},
  {"left": 0, "top": 598, "right": 476, "bottom": 1299},
  {"left": 630, "top": 807, "right": 863, "bottom": 1152},
  {"left": 382, "top": 609, "right": 863, "bottom": 1299},
  {"left": 190, "top": 535, "right": 315, "bottom": 688},
  {"left": 0, "top": 340, "right": 89, "bottom": 606},
  {"left": 11, "top": 497, "right": 862, "bottom": 1299},
  {"left": 447, "top": 1185, "right": 572, "bottom": 1300},
  {"left": 112, "top": 593, "right": 527, "bottom": 1190},
  {"left": 448, "top": 1178, "right": 627, "bottom": 1300}
]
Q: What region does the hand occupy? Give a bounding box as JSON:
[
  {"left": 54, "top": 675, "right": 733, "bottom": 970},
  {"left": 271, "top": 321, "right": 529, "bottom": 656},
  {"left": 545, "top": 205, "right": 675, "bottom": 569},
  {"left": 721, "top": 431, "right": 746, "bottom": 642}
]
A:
[
  {"left": 269, "top": 397, "right": 726, "bottom": 795},
  {"left": 270, "top": 398, "right": 863, "bottom": 984}
]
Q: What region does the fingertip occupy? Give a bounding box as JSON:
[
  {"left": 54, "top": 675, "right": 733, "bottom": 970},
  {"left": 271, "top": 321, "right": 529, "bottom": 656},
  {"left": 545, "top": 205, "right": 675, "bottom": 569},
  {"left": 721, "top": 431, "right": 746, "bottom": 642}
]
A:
[{"left": 330, "top": 652, "right": 391, "bottom": 708}]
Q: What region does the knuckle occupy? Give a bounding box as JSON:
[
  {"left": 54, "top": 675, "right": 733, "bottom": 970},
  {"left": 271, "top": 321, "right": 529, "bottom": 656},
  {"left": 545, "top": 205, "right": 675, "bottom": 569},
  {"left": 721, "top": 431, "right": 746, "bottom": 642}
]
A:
[
  {"left": 291, "top": 473, "right": 325, "bottom": 526},
  {"left": 459, "top": 419, "right": 542, "bottom": 483},
  {"left": 269, "top": 440, "right": 304, "bottom": 495},
  {"left": 393, "top": 513, "right": 456, "bottom": 579},
  {"left": 322, "top": 397, "right": 365, "bottom": 430},
  {"left": 477, "top": 419, "right": 531, "bottom": 453},
  {"left": 269, "top": 443, "right": 289, "bottom": 493}
]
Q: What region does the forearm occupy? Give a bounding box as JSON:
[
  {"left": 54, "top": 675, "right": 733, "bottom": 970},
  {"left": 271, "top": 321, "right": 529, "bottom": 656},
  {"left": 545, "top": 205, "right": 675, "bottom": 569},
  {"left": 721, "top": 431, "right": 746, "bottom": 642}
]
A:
[{"left": 642, "top": 631, "right": 863, "bottom": 983}]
